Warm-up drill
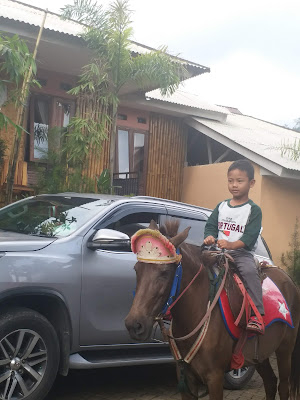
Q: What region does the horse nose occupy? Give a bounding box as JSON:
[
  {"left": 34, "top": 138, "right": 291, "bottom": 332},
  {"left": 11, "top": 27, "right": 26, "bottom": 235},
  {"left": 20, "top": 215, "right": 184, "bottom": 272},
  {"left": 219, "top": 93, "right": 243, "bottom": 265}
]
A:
[
  {"left": 125, "top": 316, "right": 146, "bottom": 339},
  {"left": 133, "top": 320, "right": 144, "bottom": 336}
]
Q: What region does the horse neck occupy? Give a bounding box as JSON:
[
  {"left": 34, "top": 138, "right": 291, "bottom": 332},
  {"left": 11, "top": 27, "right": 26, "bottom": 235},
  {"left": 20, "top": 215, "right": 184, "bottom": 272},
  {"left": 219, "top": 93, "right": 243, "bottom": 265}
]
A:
[{"left": 171, "top": 245, "right": 210, "bottom": 332}]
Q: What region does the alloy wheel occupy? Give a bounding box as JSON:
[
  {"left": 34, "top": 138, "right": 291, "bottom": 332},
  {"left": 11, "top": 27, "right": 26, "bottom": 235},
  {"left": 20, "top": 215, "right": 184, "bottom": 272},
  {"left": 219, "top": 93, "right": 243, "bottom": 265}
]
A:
[{"left": 0, "top": 329, "right": 47, "bottom": 399}]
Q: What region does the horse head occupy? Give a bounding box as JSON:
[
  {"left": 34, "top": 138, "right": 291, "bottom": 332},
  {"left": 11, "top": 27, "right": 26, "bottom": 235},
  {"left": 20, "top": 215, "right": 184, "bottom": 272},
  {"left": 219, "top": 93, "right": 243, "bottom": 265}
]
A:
[{"left": 125, "top": 220, "right": 190, "bottom": 342}]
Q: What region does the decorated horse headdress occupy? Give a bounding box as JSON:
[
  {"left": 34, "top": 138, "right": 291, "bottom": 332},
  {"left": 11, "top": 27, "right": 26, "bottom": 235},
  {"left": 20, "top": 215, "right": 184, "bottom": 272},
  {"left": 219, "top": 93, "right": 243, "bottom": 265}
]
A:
[{"left": 131, "top": 228, "right": 182, "bottom": 264}]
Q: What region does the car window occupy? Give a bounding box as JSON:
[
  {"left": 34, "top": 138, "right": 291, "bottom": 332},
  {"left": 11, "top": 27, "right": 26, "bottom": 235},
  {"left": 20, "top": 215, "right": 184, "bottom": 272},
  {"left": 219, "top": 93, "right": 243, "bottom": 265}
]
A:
[
  {"left": 0, "top": 196, "right": 115, "bottom": 238},
  {"left": 104, "top": 211, "right": 161, "bottom": 239},
  {"left": 255, "top": 236, "right": 272, "bottom": 260},
  {"left": 161, "top": 215, "right": 206, "bottom": 247}
]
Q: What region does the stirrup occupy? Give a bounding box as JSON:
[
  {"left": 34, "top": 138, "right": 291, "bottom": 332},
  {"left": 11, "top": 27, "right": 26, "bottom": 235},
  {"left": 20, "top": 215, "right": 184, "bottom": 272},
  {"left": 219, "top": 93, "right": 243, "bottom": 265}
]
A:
[{"left": 247, "top": 316, "right": 265, "bottom": 335}]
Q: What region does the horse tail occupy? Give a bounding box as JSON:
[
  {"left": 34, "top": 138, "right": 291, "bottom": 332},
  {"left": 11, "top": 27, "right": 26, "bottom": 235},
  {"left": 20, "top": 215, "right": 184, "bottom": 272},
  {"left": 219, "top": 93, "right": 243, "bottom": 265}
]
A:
[{"left": 290, "top": 321, "right": 300, "bottom": 399}]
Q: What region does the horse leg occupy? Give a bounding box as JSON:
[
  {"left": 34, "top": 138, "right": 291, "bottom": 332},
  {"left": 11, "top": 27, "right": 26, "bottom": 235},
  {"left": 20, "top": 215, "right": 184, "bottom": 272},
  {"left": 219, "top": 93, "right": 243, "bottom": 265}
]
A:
[
  {"left": 205, "top": 369, "right": 225, "bottom": 400},
  {"left": 256, "top": 358, "right": 278, "bottom": 400},
  {"left": 275, "top": 348, "right": 292, "bottom": 400},
  {"left": 175, "top": 363, "right": 200, "bottom": 400}
]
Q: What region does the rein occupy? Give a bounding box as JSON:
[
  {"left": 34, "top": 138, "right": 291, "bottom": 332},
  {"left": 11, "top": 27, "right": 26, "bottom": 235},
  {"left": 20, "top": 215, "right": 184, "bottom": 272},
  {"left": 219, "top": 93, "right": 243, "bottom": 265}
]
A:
[
  {"left": 166, "top": 263, "right": 204, "bottom": 314},
  {"left": 168, "top": 254, "right": 230, "bottom": 342}
]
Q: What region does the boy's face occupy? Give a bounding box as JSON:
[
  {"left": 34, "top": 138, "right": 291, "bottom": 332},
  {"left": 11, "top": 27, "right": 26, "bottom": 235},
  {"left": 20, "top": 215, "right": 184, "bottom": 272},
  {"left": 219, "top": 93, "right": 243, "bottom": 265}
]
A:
[{"left": 227, "top": 168, "right": 255, "bottom": 200}]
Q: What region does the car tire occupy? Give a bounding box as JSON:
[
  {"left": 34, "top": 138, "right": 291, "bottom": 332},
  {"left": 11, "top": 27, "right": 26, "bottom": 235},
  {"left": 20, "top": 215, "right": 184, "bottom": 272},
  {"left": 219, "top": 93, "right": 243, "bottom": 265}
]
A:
[
  {"left": 0, "top": 307, "right": 59, "bottom": 400},
  {"left": 224, "top": 366, "right": 255, "bottom": 390}
]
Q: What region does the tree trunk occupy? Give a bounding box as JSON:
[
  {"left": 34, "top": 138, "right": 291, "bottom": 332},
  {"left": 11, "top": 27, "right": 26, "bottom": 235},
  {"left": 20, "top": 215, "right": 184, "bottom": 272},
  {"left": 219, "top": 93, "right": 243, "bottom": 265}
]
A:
[
  {"left": 109, "top": 103, "right": 118, "bottom": 194},
  {"left": 5, "top": 11, "right": 47, "bottom": 205}
]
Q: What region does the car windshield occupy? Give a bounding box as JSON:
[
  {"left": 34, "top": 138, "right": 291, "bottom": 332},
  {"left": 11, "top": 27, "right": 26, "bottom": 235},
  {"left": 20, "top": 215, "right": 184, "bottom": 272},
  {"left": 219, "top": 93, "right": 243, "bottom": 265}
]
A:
[{"left": 0, "top": 196, "right": 115, "bottom": 238}]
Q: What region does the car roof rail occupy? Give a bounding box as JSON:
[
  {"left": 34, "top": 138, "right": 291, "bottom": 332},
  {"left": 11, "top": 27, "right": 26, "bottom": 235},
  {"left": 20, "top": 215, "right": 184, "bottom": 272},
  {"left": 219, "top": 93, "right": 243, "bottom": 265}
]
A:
[{"left": 133, "top": 196, "right": 212, "bottom": 212}]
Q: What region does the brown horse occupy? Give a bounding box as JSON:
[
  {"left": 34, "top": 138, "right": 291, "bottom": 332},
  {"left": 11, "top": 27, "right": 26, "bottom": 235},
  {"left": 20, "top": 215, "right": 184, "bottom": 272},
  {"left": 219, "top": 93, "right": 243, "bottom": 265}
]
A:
[{"left": 125, "top": 220, "right": 300, "bottom": 400}]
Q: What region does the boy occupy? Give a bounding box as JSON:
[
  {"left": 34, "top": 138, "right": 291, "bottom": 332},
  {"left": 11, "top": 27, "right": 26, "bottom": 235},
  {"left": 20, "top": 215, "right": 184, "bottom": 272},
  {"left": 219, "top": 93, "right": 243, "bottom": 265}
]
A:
[{"left": 204, "top": 159, "right": 265, "bottom": 334}]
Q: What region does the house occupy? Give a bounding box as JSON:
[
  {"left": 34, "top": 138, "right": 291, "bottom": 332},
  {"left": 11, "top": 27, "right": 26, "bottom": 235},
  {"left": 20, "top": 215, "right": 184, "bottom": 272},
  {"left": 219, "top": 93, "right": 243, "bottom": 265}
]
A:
[
  {"left": 146, "top": 88, "right": 300, "bottom": 264},
  {"left": 0, "top": 0, "right": 209, "bottom": 200},
  {"left": 1, "top": 0, "right": 300, "bottom": 265}
]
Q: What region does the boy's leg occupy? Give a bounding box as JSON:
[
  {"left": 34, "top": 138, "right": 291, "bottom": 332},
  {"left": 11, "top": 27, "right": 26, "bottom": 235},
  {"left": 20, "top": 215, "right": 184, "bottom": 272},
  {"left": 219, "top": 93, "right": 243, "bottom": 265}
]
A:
[{"left": 229, "top": 249, "right": 265, "bottom": 333}]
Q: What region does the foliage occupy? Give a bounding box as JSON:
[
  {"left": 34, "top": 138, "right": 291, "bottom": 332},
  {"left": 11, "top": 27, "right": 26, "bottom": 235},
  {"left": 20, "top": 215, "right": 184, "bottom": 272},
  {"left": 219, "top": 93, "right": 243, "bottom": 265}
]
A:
[
  {"left": 0, "top": 34, "right": 37, "bottom": 85},
  {"left": 281, "top": 139, "right": 300, "bottom": 162},
  {"left": 95, "top": 168, "right": 121, "bottom": 194},
  {"left": 65, "top": 114, "right": 109, "bottom": 165},
  {"left": 0, "top": 137, "right": 7, "bottom": 168},
  {"left": 281, "top": 118, "right": 300, "bottom": 161},
  {"left": 61, "top": 0, "right": 186, "bottom": 187},
  {"left": 62, "top": 0, "right": 185, "bottom": 99},
  {"left": 281, "top": 217, "right": 300, "bottom": 286},
  {"left": 34, "top": 149, "right": 96, "bottom": 195},
  {"left": 0, "top": 34, "right": 39, "bottom": 135}
]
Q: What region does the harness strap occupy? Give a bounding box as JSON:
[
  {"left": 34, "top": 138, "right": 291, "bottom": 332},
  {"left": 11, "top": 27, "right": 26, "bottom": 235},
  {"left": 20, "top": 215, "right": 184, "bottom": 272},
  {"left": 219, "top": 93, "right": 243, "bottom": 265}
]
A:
[
  {"left": 168, "top": 255, "right": 230, "bottom": 342},
  {"left": 166, "top": 263, "right": 203, "bottom": 314},
  {"left": 169, "top": 302, "right": 211, "bottom": 364},
  {"left": 233, "top": 273, "right": 263, "bottom": 326}
]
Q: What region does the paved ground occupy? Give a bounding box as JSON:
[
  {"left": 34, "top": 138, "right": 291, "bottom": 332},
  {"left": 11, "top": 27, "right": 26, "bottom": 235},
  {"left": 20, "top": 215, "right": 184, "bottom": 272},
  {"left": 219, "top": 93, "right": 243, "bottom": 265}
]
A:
[{"left": 45, "top": 357, "right": 279, "bottom": 400}]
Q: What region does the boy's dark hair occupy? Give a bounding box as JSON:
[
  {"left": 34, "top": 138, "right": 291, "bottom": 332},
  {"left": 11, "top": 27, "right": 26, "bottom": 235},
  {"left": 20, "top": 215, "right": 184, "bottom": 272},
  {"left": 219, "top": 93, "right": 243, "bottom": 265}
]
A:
[{"left": 228, "top": 159, "right": 254, "bottom": 180}]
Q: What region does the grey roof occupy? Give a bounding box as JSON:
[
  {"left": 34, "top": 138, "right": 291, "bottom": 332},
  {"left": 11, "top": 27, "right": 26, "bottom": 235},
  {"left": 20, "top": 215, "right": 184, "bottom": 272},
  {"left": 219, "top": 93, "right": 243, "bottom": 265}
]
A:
[
  {"left": 0, "top": 0, "right": 209, "bottom": 71},
  {"left": 146, "top": 89, "right": 228, "bottom": 115},
  {"left": 188, "top": 114, "right": 300, "bottom": 175}
]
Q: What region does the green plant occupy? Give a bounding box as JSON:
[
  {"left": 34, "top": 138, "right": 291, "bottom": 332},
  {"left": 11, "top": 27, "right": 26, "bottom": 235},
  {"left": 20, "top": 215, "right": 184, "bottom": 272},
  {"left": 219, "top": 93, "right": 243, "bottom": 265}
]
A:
[
  {"left": 281, "top": 217, "right": 300, "bottom": 286},
  {"left": 61, "top": 0, "right": 186, "bottom": 190},
  {"left": 96, "top": 169, "right": 111, "bottom": 194},
  {"left": 281, "top": 118, "right": 300, "bottom": 161},
  {"left": 0, "top": 137, "right": 7, "bottom": 168},
  {"left": 34, "top": 149, "right": 96, "bottom": 195},
  {"left": 0, "top": 33, "right": 40, "bottom": 204}
]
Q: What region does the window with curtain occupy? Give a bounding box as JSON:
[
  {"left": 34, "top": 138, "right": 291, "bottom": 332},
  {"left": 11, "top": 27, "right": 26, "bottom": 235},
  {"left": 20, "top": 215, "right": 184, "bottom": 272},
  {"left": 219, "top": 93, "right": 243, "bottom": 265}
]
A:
[
  {"left": 29, "top": 96, "right": 74, "bottom": 161},
  {"left": 115, "top": 128, "right": 147, "bottom": 179}
]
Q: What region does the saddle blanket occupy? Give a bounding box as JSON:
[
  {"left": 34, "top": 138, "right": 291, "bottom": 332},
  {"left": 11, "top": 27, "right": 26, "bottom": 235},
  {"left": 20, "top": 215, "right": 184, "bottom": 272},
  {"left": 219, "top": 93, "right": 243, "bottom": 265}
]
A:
[{"left": 219, "top": 276, "right": 294, "bottom": 340}]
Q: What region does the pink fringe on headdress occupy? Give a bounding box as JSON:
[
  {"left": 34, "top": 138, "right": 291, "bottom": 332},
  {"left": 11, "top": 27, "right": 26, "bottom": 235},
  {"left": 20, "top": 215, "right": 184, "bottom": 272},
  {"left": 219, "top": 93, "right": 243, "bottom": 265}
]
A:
[{"left": 131, "top": 229, "right": 176, "bottom": 256}]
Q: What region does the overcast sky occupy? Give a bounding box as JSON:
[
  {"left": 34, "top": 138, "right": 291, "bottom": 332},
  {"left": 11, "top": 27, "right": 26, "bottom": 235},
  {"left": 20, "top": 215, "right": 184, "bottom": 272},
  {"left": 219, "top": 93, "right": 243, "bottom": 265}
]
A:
[{"left": 22, "top": 0, "right": 300, "bottom": 126}]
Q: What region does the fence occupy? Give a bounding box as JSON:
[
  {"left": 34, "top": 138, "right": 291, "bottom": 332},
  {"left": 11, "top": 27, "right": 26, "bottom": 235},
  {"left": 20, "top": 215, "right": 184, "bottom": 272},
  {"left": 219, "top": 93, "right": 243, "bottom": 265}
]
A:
[{"left": 113, "top": 172, "right": 139, "bottom": 196}]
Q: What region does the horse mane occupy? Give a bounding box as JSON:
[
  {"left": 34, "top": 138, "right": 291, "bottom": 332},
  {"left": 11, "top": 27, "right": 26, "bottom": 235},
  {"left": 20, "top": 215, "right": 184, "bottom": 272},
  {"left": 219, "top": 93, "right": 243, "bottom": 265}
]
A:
[{"left": 159, "top": 219, "right": 180, "bottom": 238}]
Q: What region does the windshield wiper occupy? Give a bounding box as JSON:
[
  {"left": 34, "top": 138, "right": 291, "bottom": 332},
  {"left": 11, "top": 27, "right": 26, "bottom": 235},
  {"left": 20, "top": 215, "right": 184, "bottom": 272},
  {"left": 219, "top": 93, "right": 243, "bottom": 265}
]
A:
[{"left": 29, "top": 233, "right": 57, "bottom": 238}]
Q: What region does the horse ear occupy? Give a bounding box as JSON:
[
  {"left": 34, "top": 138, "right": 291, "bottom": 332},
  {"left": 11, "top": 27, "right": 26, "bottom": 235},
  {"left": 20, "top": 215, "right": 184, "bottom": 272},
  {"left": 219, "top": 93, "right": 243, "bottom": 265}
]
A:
[
  {"left": 170, "top": 227, "right": 191, "bottom": 248},
  {"left": 148, "top": 220, "right": 159, "bottom": 230}
]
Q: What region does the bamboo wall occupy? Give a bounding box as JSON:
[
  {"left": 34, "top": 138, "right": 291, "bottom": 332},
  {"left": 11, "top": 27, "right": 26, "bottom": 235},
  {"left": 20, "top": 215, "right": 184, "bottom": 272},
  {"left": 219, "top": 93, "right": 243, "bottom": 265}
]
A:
[
  {"left": 77, "top": 96, "right": 111, "bottom": 182},
  {"left": 0, "top": 101, "right": 27, "bottom": 163},
  {"left": 0, "top": 92, "right": 28, "bottom": 187},
  {"left": 146, "top": 113, "right": 187, "bottom": 201}
]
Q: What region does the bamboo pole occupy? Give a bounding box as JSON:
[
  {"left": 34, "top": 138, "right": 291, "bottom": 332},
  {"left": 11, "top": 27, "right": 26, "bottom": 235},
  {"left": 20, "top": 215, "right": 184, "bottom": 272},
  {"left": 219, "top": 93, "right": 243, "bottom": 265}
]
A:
[{"left": 5, "top": 10, "right": 48, "bottom": 204}]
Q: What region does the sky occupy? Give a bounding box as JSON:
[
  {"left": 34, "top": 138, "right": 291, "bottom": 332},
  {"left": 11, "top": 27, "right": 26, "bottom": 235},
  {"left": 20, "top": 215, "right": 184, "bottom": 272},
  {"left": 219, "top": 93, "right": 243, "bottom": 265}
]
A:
[{"left": 21, "top": 0, "right": 300, "bottom": 126}]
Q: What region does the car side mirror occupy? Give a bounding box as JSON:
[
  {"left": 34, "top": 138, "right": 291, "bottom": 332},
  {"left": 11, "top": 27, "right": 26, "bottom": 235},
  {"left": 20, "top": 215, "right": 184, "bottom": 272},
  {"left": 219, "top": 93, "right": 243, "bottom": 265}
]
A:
[{"left": 87, "top": 229, "right": 131, "bottom": 250}]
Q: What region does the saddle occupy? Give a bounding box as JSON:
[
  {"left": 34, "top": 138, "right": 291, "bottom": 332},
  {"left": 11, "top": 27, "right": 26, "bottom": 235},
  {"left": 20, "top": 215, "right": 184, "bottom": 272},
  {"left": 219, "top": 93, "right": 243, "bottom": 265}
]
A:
[{"left": 201, "top": 249, "right": 294, "bottom": 368}]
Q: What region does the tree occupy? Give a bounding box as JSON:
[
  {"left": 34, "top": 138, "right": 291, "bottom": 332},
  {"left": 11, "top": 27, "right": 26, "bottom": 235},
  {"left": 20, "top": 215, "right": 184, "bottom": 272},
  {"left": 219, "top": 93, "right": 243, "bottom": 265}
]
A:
[
  {"left": 281, "top": 118, "right": 300, "bottom": 161},
  {"left": 61, "top": 0, "right": 186, "bottom": 190},
  {"left": 0, "top": 34, "right": 35, "bottom": 135},
  {"left": 0, "top": 34, "right": 41, "bottom": 204}
]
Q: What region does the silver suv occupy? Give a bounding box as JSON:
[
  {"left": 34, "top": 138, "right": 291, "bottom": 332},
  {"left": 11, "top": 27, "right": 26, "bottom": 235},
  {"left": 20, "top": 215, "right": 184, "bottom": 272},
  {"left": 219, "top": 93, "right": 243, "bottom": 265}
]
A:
[{"left": 0, "top": 193, "right": 272, "bottom": 400}]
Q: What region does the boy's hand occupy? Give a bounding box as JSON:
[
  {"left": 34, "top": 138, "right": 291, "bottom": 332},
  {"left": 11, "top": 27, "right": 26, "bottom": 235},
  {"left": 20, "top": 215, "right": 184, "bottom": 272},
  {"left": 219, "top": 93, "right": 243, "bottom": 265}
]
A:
[
  {"left": 217, "top": 239, "right": 245, "bottom": 250},
  {"left": 217, "top": 239, "right": 231, "bottom": 250},
  {"left": 204, "top": 235, "right": 216, "bottom": 245}
]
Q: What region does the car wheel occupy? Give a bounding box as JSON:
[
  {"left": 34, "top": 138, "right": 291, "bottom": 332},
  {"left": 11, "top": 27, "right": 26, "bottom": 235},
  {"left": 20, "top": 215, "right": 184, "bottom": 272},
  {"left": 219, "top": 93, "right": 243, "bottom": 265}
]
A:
[
  {"left": 0, "top": 307, "right": 59, "bottom": 400},
  {"left": 224, "top": 366, "right": 255, "bottom": 390}
]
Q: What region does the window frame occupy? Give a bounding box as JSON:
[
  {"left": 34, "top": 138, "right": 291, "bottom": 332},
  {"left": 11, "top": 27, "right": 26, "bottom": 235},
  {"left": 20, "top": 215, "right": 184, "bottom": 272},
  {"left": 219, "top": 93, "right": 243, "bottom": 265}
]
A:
[
  {"left": 115, "top": 125, "right": 149, "bottom": 179},
  {"left": 29, "top": 94, "right": 75, "bottom": 162},
  {"left": 93, "top": 203, "right": 167, "bottom": 251}
]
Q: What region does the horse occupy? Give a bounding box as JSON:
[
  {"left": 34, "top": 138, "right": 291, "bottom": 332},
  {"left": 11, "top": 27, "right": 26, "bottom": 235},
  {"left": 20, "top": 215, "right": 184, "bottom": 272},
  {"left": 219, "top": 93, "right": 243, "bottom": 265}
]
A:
[{"left": 125, "top": 220, "right": 300, "bottom": 400}]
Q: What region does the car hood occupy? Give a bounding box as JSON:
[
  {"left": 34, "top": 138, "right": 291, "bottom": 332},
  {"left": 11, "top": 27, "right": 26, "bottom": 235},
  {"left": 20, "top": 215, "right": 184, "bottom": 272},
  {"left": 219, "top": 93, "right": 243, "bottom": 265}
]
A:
[{"left": 0, "top": 231, "right": 56, "bottom": 251}]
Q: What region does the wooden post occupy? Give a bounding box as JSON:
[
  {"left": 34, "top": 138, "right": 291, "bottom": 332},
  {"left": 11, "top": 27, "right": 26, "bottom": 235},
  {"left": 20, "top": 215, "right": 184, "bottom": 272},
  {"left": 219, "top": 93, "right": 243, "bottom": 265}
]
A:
[
  {"left": 5, "top": 10, "right": 48, "bottom": 204},
  {"left": 206, "top": 136, "right": 213, "bottom": 164}
]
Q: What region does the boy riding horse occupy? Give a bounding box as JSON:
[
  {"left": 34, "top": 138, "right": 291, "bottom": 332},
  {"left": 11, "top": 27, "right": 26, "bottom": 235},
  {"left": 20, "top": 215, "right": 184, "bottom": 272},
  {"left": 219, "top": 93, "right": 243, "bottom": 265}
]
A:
[{"left": 204, "top": 159, "right": 265, "bottom": 334}]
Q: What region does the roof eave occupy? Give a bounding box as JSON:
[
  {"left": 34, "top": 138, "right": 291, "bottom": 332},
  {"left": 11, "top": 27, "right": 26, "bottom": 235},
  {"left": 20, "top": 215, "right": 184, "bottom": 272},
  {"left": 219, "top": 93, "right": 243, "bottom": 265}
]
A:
[
  {"left": 186, "top": 117, "right": 295, "bottom": 177},
  {"left": 120, "top": 95, "right": 227, "bottom": 121},
  {"left": 0, "top": 16, "right": 209, "bottom": 81}
]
